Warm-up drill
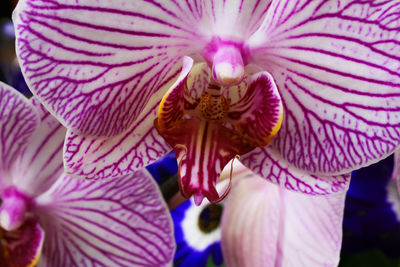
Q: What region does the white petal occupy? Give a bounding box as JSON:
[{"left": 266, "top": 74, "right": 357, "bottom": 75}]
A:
[{"left": 221, "top": 168, "right": 347, "bottom": 267}]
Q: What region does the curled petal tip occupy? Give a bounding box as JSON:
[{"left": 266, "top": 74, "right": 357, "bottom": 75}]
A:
[{"left": 193, "top": 193, "right": 205, "bottom": 206}]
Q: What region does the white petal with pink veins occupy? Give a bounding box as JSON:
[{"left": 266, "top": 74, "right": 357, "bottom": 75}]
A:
[
  {"left": 64, "top": 89, "right": 171, "bottom": 180},
  {"left": 0, "top": 82, "right": 39, "bottom": 190},
  {"left": 248, "top": 0, "right": 400, "bottom": 175},
  {"left": 12, "top": 98, "right": 66, "bottom": 197},
  {"left": 35, "top": 170, "right": 175, "bottom": 267},
  {"left": 242, "top": 146, "right": 350, "bottom": 195}
]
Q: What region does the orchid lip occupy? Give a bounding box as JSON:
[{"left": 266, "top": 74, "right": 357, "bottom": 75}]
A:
[
  {"left": 0, "top": 217, "right": 44, "bottom": 267},
  {"left": 155, "top": 57, "right": 283, "bottom": 205}
]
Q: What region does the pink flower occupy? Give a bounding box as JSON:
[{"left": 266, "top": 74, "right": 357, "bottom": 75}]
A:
[
  {"left": 13, "top": 0, "right": 400, "bottom": 204},
  {"left": 0, "top": 82, "right": 175, "bottom": 266}
]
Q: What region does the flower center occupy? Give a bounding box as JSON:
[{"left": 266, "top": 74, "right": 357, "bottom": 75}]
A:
[
  {"left": 198, "top": 203, "right": 223, "bottom": 233},
  {"left": 155, "top": 57, "right": 283, "bottom": 205},
  {"left": 199, "top": 93, "right": 230, "bottom": 121}
]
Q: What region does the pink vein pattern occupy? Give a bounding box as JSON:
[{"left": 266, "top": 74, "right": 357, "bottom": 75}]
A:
[
  {"left": 35, "top": 171, "right": 175, "bottom": 267},
  {"left": 242, "top": 146, "right": 350, "bottom": 195},
  {"left": 12, "top": 98, "right": 67, "bottom": 197},
  {"left": 13, "top": 0, "right": 271, "bottom": 137},
  {"left": 0, "top": 82, "right": 39, "bottom": 179},
  {"left": 64, "top": 101, "right": 171, "bottom": 179},
  {"left": 247, "top": 0, "right": 400, "bottom": 175}
]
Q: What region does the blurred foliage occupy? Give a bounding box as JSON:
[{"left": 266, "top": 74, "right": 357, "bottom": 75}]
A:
[
  {"left": 206, "top": 256, "right": 225, "bottom": 267},
  {"left": 339, "top": 249, "right": 400, "bottom": 267}
]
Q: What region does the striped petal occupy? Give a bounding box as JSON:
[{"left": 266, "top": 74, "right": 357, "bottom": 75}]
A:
[
  {"left": 0, "top": 82, "right": 39, "bottom": 190},
  {"left": 242, "top": 146, "right": 350, "bottom": 195},
  {"left": 221, "top": 167, "right": 346, "bottom": 267},
  {"left": 63, "top": 90, "right": 170, "bottom": 179},
  {"left": 34, "top": 170, "right": 175, "bottom": 266},
  {"left": 13, "top": 0, "right": 193, "bottom": 137},
  {"left": 62, "top": 57, "right": 199, "bottom": 180},
  {"left": 0, "top": 218, "right": 45, "bottom": 267},
  {"left": 228, "top": 71, "right": 283, "bottom": 147},
  {"left": 11, "top": 98, "right": 66, "bottom": 197},
  {"left": 13, "top": 0, "right": 270, "bottom": 137},
  {"left": 247, "top": 0, "right": 400, "bottom": 175}
]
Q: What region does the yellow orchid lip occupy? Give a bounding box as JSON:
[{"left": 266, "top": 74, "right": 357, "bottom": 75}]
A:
[{"left": 155, "top": 59, "right": 283, "bottom": 205}]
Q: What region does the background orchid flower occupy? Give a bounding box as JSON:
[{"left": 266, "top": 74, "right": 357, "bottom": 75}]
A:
[
  {"left": 13, "top": 1, "right": 400, "bottom": 203},
  {"left": 0, "top": 82, "right": 175, "bottom": 266},
  {"left": 221, "top": 163, "right": 347, "bottom": 267}
]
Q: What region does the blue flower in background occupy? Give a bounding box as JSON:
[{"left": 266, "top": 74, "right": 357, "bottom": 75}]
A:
[
  {"left": 146, "top": 151, "right": 178, "bottom": 185},
  {"left": 172, "top": 198, "right": 224, "bottom": 267},
  {"left": 340, "top": 154, "right": 400, "bottom": 265}
]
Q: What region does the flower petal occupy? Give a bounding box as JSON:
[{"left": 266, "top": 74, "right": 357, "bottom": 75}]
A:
[
  {"left": 11, "top": 98, "right": 66, "bottom": 197},
  {"left": 13, "top": 0, "right": 199, "bottom": 137},
  {"left": 276, "top": 188, "right": 346, "bottom": 266},
  {"left": 200, "top": 0, "right": 271, "bottom": 41},
  {"left": 393, "top": 150, "right": 400, "bottom": 194},
  {"left": 242, "top": 146, "right": 350, "bottom": 194},
  {"left": 248, "top": 0, "right": 400, "bottom": 175},
  {"left": 157, "top": 56, "right": 195, "bottom": 130},
  {"left": 0, "top": 218, "right": 45, "bottom": 267},
  {"left": 13, "top": 0, "right": 270, "bottom": 137},
  {"left": 64, "top": 91, "right": 170, "bottom": 179},
  {"left": 0, "top": 82, "right": 39, "bottom": 189},
  {"left": 35, "top": 170, "right": 175, "bottom": 266},
  {"left": 221, "top": 168, "right": 346, "bottom": 267},
  {"left": 228, "top": 71, "right": 283, "bottom": 147},
  {"left": 63, "top": 57, "right": 206, "bottom": 180}
]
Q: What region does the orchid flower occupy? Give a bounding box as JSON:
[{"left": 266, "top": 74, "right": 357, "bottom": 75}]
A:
[
  {"left": 13, "top": 1, "right": 400, "bottom": 204},
  {"left": 0, "top": 82, "right": 175, "bottom": 266}
]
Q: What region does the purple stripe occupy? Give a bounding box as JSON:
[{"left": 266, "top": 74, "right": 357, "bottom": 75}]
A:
[{"left": 27, "top": 1, "right": 192, "bottom": 33}]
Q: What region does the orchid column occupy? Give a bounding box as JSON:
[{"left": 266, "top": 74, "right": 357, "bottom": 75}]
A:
[{"left": 13, "top": 0, "right": 400, "bottom": 204}]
